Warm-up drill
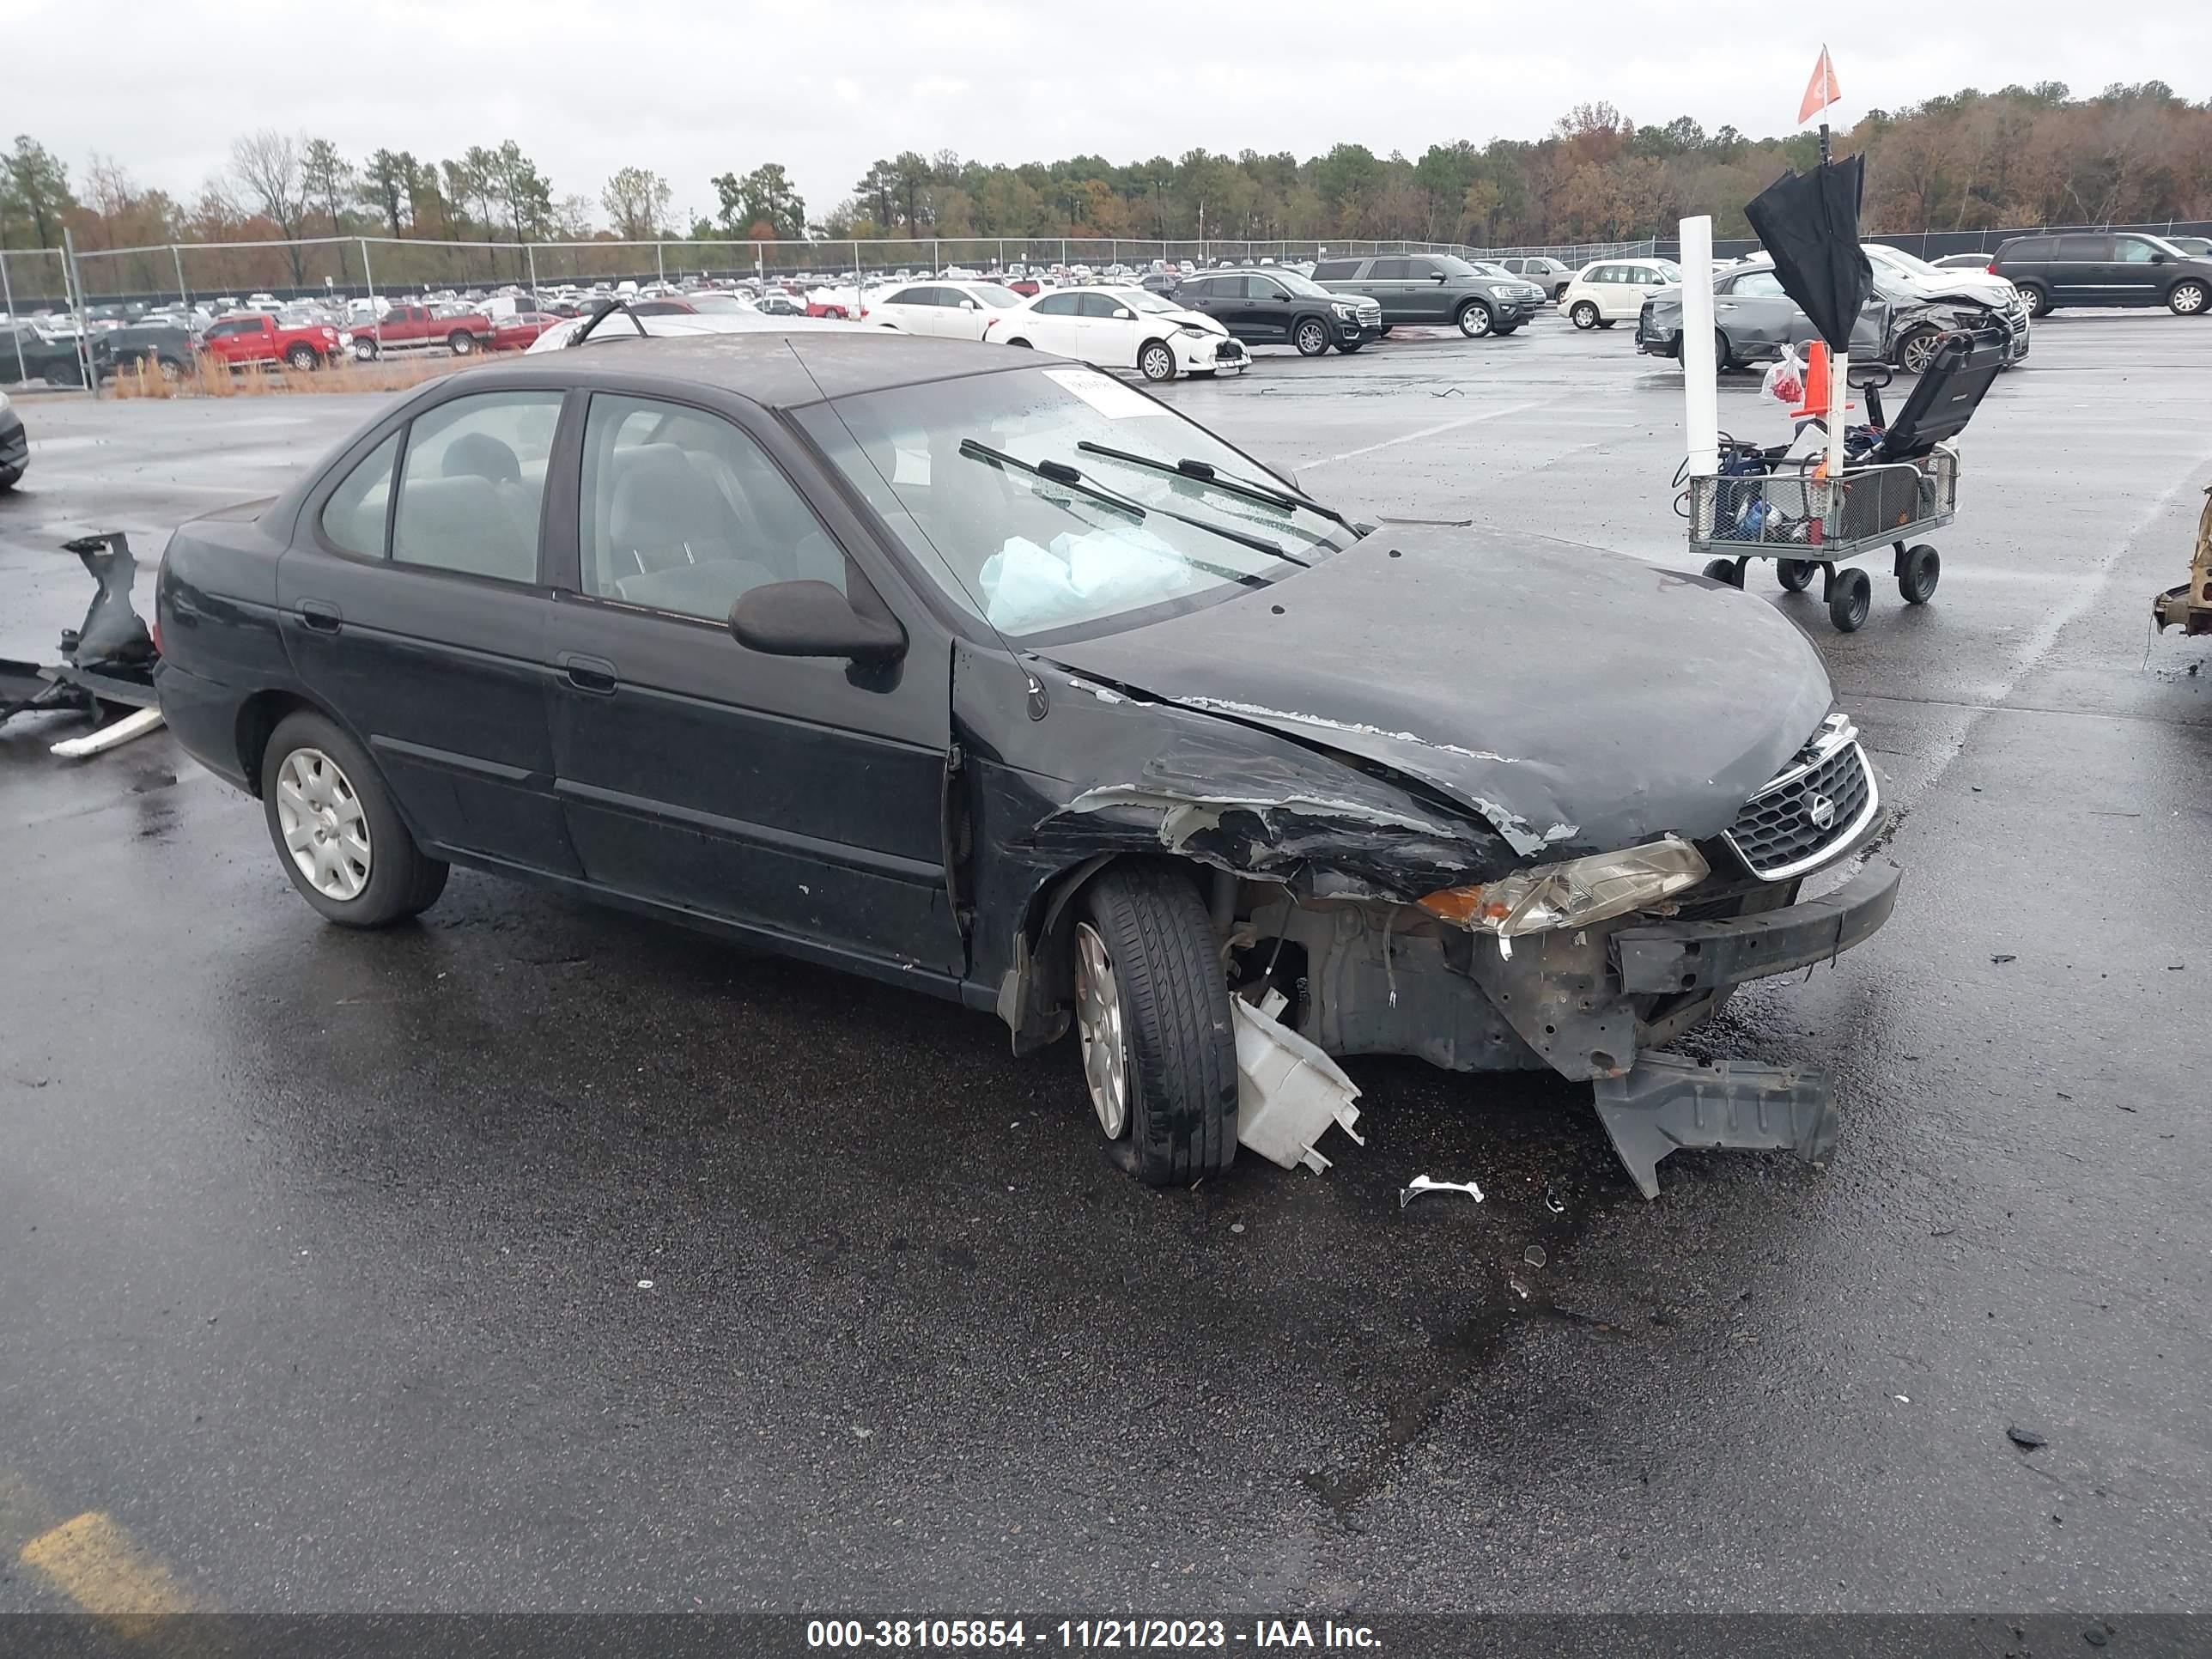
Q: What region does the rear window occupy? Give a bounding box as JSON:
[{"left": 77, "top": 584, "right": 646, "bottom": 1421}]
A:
[
  {"left": 1311, "top": 260, "right": 1361, "bottom": 281},
  {"left": 1999, "top": 238, "right": 2051, "bottom": 261}
]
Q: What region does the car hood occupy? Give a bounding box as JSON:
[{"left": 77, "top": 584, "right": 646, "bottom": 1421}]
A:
[{"left": 1042, "top": 526, "right": 1834, "bottom": 860}]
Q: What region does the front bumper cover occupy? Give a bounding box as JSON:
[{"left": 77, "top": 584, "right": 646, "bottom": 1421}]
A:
[{"left": 1611, "top": 859, "right": 1902, "bottom": 994}]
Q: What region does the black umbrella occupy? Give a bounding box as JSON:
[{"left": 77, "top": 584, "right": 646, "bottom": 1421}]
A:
[{"left": 1744, "top": 155, "right": 1873, "bottom": 354}]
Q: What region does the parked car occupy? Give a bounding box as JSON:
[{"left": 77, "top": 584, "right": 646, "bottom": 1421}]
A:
[
  {"left": 1859, "top": 245, "right": 2032, "bottom": 368},
  {"left": 868, "top": 281, "right": 1024, "bottom": 342},
  {"left": 151, "top": 332, "right": 1899, "bottom": 1196},
  {"left": 984, "top": 285, "right": 1249, "bottom": 381},
  {"left": 2165, "top": 236, "right": 2212, "bottom": 259},
  {"left": 1498, "top": 255, "right": 1573, "bottom": 300},
  {"left": 1310, "top": 252, "right": 1542, "bottom": 337},
  {"left": 0, "top": 323, "right": 88, "bottom": 387},
  {"left": 201, "top": 313, "right": 346, "bottom": 371},
  {"left": 754, "top": 291, "right": 808, "bottom": 317},
  {"left": 1635, "top": 259, "right": 1888, "bottom": 369},
  {"left": 683, "top": 294, "right": 757, "bottom": 315},
  {"left": 0, "top": 390, "right": 24, "bottom": 492},
  {"left": 1174, "top": 268, "right": 1382, "bottom": 356},
  {"left": 1930, "top": 252, "right": 1999, "bottom": 271},
  {"left": 1557, "top": 258, "right": 1681, "bottom": 330},
  {"left": 91, "top": 323, "right": 198, "bottom": 383},
  {"left": 352, "top": 302, "right": 493, "bottom": 360},
  {"left": 1991, "top": 231, "right": 2212, "bottom": 317},
  {"left": 488, "top": 313, "right": 558, "bottom": 352}
]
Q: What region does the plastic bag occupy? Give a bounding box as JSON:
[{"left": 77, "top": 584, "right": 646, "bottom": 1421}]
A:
[{"left": 1761, "top": 344, "right": 1805, "bottom": 408}]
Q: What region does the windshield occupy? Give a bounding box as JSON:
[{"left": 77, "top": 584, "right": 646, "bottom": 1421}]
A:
[
  {"left": 1653, "top": 260, "right": 1682, "bottom": 281},
  {"left": 969, "top": 284, "right": 1021, "bottom": 307},
  {"left": 1273, "top": 269, "right": 1334, "bottom": 298},
  {"left": 1466, "top": 260, "right": 1509, "bottom": 277},
  {"left": 1114, "top": 289, "right": 1181, "bottom": 314},
  {"left": 1867, "top": 244, "right": 1938, "bottom": 276},
  {"left": 796, "top": 363, "right": 1352, "bottom": 641}
]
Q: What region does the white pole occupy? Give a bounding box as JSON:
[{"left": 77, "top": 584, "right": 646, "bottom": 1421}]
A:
[
  {"left": 1678, "top": 216, "right": 1719, "bottom": 479},
  {"left": 1825, "top": 350, "right": 1849, "bottom": 476}
]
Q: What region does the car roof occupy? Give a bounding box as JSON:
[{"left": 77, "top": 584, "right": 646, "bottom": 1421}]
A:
[{"left": 499, "top": 329, "right": 1026, "bottom": 407}]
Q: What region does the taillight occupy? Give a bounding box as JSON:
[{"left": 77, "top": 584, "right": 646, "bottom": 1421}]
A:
[
  {"left": 150, "top": 617, "right": 164, "bottom": 657},
  {"left": 1986, "top": 264, "right": 1997, "bottom": 275}
]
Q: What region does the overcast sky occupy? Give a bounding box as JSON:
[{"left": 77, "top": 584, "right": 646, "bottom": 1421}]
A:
[{"left": 9, "top": 2, "right": 2207, "bottom": 230}]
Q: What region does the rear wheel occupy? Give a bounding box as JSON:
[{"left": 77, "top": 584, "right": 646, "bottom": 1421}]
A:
[
  {"left": 352, "top": 337, "right": 380, "bottom": 362},
  {"left": 1293, "top": 317, "right": 1330, "bottom": 356},
  {"left": 447, "top": 331, "right": 475, "bottom": 356},
  {"left": 1897, "top": 544, "right": 1940, "bottom": 604},
  {"left": 1828, "top": 566, "right": 1872, "bottom": 632},
  {"left": 1138, "top": 338, "right": 1176, "bottom": 382},
  {"left": 1569, "top": 301, "right": 1599, "bottom": 330},
  {"left": 1457, "top": 301, "right": 1495, "bottom": 337},
  {"left": 2169, "top": 279, "right": 2209, "bottom": 317},
  {"left": 284, "top": 343, "right": 319, "bottom": 371},
  {"left": 1595, "top": 318, "right": 1618, "bottom": 329},
  {"left": 261, "top": 711, "right": 448, "bottom": 928},
  {"left": 1073, "top": 865, "right": 1237, "bottom": 1187}
]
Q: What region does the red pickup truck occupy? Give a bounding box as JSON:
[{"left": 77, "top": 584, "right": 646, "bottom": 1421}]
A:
[
  {"left": 351, "top": 304, "right": 493, "bottom": 361},
  {"left": 201, "top": 313, "right": 346, "bottom": 371}
]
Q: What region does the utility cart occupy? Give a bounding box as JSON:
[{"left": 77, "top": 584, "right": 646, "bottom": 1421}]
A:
[{"left": 1681, "top": 331, "right": 2002, "bottom": 633}]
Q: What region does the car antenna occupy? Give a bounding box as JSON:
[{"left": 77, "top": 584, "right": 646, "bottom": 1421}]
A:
[{"left": 777, "top": 337, "right": 1049, "bottom": 720}]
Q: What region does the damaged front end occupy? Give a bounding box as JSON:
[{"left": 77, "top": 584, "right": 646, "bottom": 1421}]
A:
[{"left": 975, "top": 655, "right": 1899, "bottom": 1198}]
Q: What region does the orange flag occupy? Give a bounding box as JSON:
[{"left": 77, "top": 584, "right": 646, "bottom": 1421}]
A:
[{"left": 1798, "top": 46, "right": 1842, "bottom": 124}]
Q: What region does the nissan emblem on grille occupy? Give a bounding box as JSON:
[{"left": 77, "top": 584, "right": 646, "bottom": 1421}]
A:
[{"left": 1808, "top": 793, "right": 1837, "bottom": 830}]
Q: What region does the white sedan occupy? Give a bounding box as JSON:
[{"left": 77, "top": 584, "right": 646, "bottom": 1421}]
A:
[
  {"left": 867, "top": 280, "right": 1024, "bottom": 342},
  {"left": 981, "top": 286, "right": 1249, "bottom": 382}
]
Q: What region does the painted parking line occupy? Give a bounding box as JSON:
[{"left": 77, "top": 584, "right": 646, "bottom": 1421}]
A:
[
  {"left": 1297, "top": 401, "right": 1542, "bottom": 470},
  {"left": 20, "top": 1511, "right": 203, "bottom": 1616}
]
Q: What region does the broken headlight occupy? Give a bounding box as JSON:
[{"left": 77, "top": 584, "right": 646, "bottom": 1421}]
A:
[{"left": 1416, "top": 836, "right": 1709, "bottom": 939}]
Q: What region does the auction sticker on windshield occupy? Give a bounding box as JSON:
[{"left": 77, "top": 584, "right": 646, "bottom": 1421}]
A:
[{"left": 1044, "top": 367, "right": 1158, "bottom": 418}]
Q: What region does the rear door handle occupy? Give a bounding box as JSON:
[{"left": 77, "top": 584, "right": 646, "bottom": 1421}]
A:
[
  {"left": 300, "top": 599, "right": 342, "bottom": 633},
  {"left": 559, "top": 653, "right": 618, "bottom": 694}
]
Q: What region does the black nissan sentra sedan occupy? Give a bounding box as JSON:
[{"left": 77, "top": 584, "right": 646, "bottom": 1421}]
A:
[{"left": 155, "top": 331, "right": 1900, "bottom": 1198}]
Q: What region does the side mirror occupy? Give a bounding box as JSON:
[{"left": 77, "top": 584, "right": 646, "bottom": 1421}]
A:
[
  {"left": 730, "top": 580, "right": 906, "bottom": 663},
  {"left": 1430, "top": 271, "right": 1448, "bottom": 283},
  {"left": 2150, "top": 252, "right": 2168, "bottom": 265},
  {"left": 1114, "top": 307, "right": 1133, "bottom": 320},
  {"left": 960, "top": 298, "right": 977, "bottom": 309}
]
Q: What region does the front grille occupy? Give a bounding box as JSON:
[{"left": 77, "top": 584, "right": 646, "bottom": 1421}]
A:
[{"left": 1723, "top": 719, "right": 1878, "bottom": 879}]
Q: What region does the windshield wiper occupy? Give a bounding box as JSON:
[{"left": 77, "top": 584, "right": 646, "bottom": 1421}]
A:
[
  {"left": 962, "top": 438, "right": 1307, "bottom": 566},
  {"left": 1075, "top": 441, "right": 1352, "bottom": 530}
]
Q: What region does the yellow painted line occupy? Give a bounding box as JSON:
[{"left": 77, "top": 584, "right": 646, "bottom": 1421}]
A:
[{"left": 20, "top": 1510, "right": 203, "bottom": 1616}]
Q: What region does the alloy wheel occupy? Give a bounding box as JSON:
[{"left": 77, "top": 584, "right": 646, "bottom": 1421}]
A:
[
  {"left": 1073, "top": 921, "right": 1128, "bottom": 1139},
  {"left": 275, "top": 747, "right": 372, "bottom": 902}
]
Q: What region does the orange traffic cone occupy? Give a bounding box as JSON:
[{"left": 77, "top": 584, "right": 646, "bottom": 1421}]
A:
[{"left": 1790, "top": 340, "right": 1830, "bottom": 425}]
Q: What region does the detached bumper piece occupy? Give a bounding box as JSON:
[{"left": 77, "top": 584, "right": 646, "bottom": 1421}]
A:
[
  {"left": 1611, "top": 860, "right": 1902, "bottom": 994},
  {"left": 1593, "top": 1053, "right": 1838, "bottom": 1200}
]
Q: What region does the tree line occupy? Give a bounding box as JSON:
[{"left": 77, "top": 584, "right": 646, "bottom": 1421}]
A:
[{"left": 3, "top": 81, "right": 2206, "bottom": 276}]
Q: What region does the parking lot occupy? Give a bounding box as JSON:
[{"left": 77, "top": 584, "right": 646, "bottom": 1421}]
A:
[{"left": 3, "top": 311, "right": 2209, "bottom": 1615}]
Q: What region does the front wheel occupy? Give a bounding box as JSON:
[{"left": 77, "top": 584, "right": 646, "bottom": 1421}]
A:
[
  {"left": 1569, "top": 301, "right": 1599, "bottom": 330},
  {"left": 1293, "top": 317, "right": 1330, "bottom": 356},
  {"left": 1828, "top": 566, "right": 1872, "bottom": 632},
  {"left": 1138, "top": 339, "right": 1177, "bottom": 382},
  {"left": 1073, "top": 865, "right": 1238, "bottom": 1187},
  {"left": 1457, "top": 301, "right": 1494, "bottom": 337},
  {"left": 1895, "top": 325, "right": 1942, "bottom": 374},
  {"left": 261, "top": 711, "right": 449, "bottom": 928},
  {"left": 447, "top": 331, "right": 475, "bottom": 356},
  {"left": 2169, "top": 279, "right": 2209, "bottom": 317}
]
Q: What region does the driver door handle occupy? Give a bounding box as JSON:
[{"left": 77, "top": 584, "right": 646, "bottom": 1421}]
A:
[{"left": 559, "top": 653, "right": 617, "bottom": 695}]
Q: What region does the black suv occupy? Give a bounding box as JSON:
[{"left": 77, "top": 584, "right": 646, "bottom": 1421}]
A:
[
  {"left": 1990, "top": 232, "right": 2211, "bottom": 318},
  {"left": 1174, "top": 268, "right": 1381, "bottom": 356},
  {"left": 1311, "top": 253, "right": 1544, "bottom": 338}
]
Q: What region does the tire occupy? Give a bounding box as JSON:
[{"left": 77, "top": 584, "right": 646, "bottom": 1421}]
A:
[
  {"left": 260, "top": 711, "right": 449, "bottom": 928},
  {"left": 1006, "top": 337, "right": 1031, "bottom": 349},
  {"left": 45, "top": 356, "right": 83, "bottom": 388},
  {"left": 1293, "top": 317, "right": 1330, "bottom": 356},
  {"left": 1828, "top": 566, "right": 1872, "bottom": 632},
  {"left": 1376, "top": 325, "right": 1393, "bottom": 337},
  {"left": 157, "top": 356, "right": 185, "bottom": 384},
  {"left": 1073, "top": 864, "right": 1237, "bottom": 1187},
  {"left": 352, "top": 337, "right": 380, "bottom": 362},
  {"left": 1702, "top": 556, "right": 1745, "bottom": 588},
  {"left": 2018, "top": 282, "right": 2051, "bottom": 319},
  {"left": 1898, "top": 544, "right": 1940, "bottom": 604},
  {"left": 284, "top": 343, "right": 319, "bottom": 371},
  {"left": 447, "top": 331, "right": 475, "bottom": 356},
  {"left": 1712, "top": 329, "right": 1734, "bottom": 372},
  {"left": 2169, "top": 280, "right": 2209, "bottom": 317},
  {"left": 1138, "top": 338, "right": 1176, "bottom": 382},
  {"left": 1895, "top": 325, "right": 1942, "bottom": 374},
  {"left": 1492, "top": 325, "right": 1519, "bottom": 336},
  {"left": 1595, "top": 318, "right": 1618, "bottom": 329},
  {"left": 1776, "top": 557, "right": 1817, "bottom": 592},
  {"left": 1569, "top": 301, "right": 1600, "bottom": 330},
  {"left": 1456, "top": 301, "right": 1494, "bottom": 337},
  {"left": 0, "top": 465, "right": 20, "bottom": 494}
]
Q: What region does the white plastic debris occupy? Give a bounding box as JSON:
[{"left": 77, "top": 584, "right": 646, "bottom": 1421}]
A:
[
  {"left": 50, "top": 706, "right": 164, "bottom": 758},
  {"left": 1232, "top": 989, "right": 1364, "bottom": 1174},
  {"left": 1399, "top": 1174, "right": 1486, "bottom": 1209}
]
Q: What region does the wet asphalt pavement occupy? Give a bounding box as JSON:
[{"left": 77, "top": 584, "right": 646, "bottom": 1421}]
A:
[{"left": 2, "top": 313, "right": 2209, "bottom": 1618}]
